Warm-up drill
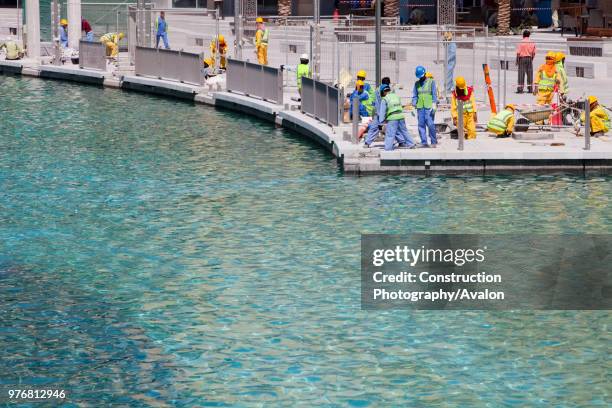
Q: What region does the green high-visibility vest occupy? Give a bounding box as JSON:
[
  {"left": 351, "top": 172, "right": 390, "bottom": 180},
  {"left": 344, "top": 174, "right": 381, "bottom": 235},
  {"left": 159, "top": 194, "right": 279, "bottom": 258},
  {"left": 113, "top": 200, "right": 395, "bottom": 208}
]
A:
[
  {"left": 296, "top": 63, "right": 310, "bottom": 90},
  {"left": 416, "top": 78, "right": 434, "bottom": 109},
  {"left": 384, "top": 93, "right": 405, "bottom": 121},
  {"left": 538, "top": 69, "right": 556, "bottom": 91},
  {"left": 362, "top": 86, "right": 374, "bottom": 116},
  {"left": 556, "top": 62, "right": 568, "bottom": 93},
  {"left": 261, "top": 29, "right": 270, "bottom": 45},
  {"left": 488, "top": 109, "right": 513, "bottom": 133}
]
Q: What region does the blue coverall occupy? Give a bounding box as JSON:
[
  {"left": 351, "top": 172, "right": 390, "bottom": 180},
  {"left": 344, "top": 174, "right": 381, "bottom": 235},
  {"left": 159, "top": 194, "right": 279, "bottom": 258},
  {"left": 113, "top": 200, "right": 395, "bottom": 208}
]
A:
[
  {"left": 445, "top": 41, "right": 457, "bottom": 94},
  {"left": 378, "top": 98, "right": 415, "bottom": 151},
  {"left": 364, "top": 91, "right": 382, "bottom": 146},
  {"left": 59, "top": 25, "right": 68, "bottom": 48},
  {"left": 156, "top": 16, "right": 169, "bottom": 49},
  {"left": 349, "top": 89, "right": 370, "bottom": 119},
  {"left": 412, "top": 78, "right": 439, "bottom": 146}
]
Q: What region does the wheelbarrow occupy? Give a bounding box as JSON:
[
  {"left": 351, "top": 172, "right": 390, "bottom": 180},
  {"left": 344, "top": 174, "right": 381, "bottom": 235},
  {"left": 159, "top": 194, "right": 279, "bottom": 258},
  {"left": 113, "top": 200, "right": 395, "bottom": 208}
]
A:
[{"left": 514, "top": 105, "right": 554, "bottom": 132}]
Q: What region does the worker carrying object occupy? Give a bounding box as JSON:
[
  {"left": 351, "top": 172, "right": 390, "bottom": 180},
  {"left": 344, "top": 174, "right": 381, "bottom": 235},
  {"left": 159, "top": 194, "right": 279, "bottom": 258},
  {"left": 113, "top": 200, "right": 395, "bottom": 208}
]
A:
[
  {"left": 356, "top": 70, "right": 375, "bottom": 116},
  {"left": 59, "top": 18, "right": 69, "bottom": 48},
  {"left": 377, "top": 84, "right": 416, "bottom": 151},
  {"left": 155, "top": 11, "right": 170, "bottom": 50},
  {"left": 210, "top": 34, "right": 228, "bottom": 69},
  {"left": 350, "top": 80, "right": 371, "bottom": 119},
  {"left": 100, "top": 32, "right": 124, "bottom": 58},
  {"left": 534, "top": 51, "right": 560, "bottom": 105},
  {"left": 487, "top": 104, "right": 516, "bottom": 138},
  {"left": 581, "top": 96, "right": 610, "bottom": 137},
  {"left": 254, "top": 17, "right": 269, "bottom": 65},
  {"left": 0, "top": 40, "right": 24, "bottom": 60},
  {"left": 451, "top": 76, "right": 478, "bottom": 140},
  {"left": 554, "top": 52, "right": 568, "bottom": 97},
  {"left": 364, "top": 77, "right": 392, "bottom": 147},
  {"left": 412, "top": 65, "right": 438, "bottom": 147}
]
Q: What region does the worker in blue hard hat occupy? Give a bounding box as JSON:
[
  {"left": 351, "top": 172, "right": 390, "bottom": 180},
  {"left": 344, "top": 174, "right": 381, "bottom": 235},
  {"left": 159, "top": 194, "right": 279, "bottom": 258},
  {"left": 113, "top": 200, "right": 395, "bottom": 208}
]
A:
[
  {"left": 363, "top": 77, "right": 391, "bottom": 147},
  {"left": 378, "top": 84, "right": 416, "bottom": 151},
  {"left": 412, "top": 65, "right": 438, "bottom": 147}
]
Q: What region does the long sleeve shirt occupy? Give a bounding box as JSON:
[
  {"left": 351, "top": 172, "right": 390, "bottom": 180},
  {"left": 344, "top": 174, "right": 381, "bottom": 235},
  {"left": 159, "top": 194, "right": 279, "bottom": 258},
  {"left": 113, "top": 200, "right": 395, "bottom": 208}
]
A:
[
  {"left": 350, "top": 90, "right": 370, "bottom": 118},
  {"left": 411, "top": 79, "right": 438, "bottom": 107},
  {"left": 59, "top": 25, "right": 68, "bottom": 48},
  {"left": 378, "top": 99, "right": 388, "bottom": 123}
]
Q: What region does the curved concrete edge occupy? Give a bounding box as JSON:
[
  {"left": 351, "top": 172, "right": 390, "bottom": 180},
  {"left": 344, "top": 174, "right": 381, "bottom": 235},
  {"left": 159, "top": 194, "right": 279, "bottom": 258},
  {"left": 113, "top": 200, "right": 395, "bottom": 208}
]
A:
[
  {"left": 0, "top": 60, "right": 23, "bottom": 75},
  {"left": 122, "top": 75, "right": 198, "bottom": 100},
  {"left": 39, "top": 65, "right": 105, "bottom": 85}
]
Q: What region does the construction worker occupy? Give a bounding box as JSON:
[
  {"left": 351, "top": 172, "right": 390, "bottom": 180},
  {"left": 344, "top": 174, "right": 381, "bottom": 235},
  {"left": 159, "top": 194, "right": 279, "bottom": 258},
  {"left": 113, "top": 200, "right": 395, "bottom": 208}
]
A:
[
  {"left": 202, "top": 57, "right": 214, "bottom": 78},
  {"left": 443, "top": 32, "right": 457, "bottom": 94},
  {"left": 59, "top": 19, "right": 69, "bottom": 48},
  {"left": 412, "top": 65, "right": 438, "bottom": 147},
  {"left": 100, "top": 32, "right": 124, "bottom": 58},
  {"left": 487, "top": 104, "right": 516, "bottom": 138},
  {"left": 534, "top": 51, "right": 560, "bottom": 105},
  {"left": 581, "top": 96, "right": 610, "bottom": 137},
  {"left": 296, "top": 53, "right": 311, "bottom": 96},
  {"left": 210, "top": 34, "right": 228, "bottom": 70},
  {"left": 254, "top": 17, "right": 269, "bottom": 65},
  {"left": 555, "top": 51, "right": 568, "bottom": 98},
  {"left": 356, "top": 70, "right": 375, "bottom": 116},
  {"left": 515, "top": 30, "right": 536, "bottom": 94},
  {"left": 451, "top": 76, "right": 478, "bottom": 140},
  {"left": 0, "top": 40, "right": 24, "bottom": 60},
  {"left": 364, "top": 77, "right": 391, "bottom": 147},
  {"left": 350, "top": 80, "right": 370, "bottom": 120},
  {"left": 378, "top": 84, "right": 416, "bottom": 151},
  {"left": 82, "top": 18, "right": 94, "bottom": 42},
  {"left": 155, "top": 11, "right": 169, "bottom": 49}
]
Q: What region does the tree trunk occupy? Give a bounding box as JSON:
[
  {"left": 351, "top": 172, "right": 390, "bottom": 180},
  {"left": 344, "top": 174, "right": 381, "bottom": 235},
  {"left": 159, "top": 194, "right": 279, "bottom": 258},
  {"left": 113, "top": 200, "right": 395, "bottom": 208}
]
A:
[
  {"left": 497, "top": 0, "right": 511, "bottom": 36},
  {"left": 384, "top": 0, "right": 399, "bottom": 18},
  {"left": 278, "top": 0, "right": 292, "bottom": 17}
]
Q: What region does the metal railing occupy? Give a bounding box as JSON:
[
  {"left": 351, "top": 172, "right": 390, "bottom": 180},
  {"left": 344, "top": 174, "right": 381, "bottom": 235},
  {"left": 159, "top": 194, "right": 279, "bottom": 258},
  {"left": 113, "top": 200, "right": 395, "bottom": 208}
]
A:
[
  {"left": 79, "top": 40, "right": 107, "bottom": 71},
  {"left": 301, "top": 77, "right": 342, "bottom": 127},
  {"left": 226, "top": 58, "right": 283, "bottom": 104},
  {"left": 134, "top": 46, "right": 205, "bottom": 85}
]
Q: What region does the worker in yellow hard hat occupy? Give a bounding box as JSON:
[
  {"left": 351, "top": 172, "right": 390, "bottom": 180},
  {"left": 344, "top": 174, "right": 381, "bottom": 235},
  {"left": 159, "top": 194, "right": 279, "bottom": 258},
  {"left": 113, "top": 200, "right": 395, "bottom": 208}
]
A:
[
  {"left": 534, "top": 51, "right": 560, "bottom": 105},
  {"left": 356, "top": 70, "right": 374, "bottom": 116},
  {"left": 581, "top": 96, "right": 610, "bottom": 137},
  {"left": 155, "top": 11, "right": 170, "bottom": 49},
  {"left": 487, "top": 104, "right": 516, "bottom": 138},
  {"left": 254, "top": 17, "right": 269, "bottom": 65},
  {"left": 350, "top": 80, "right": 370, "bottom": 119},
  {"left": 59, "top": 18, "right": 69, "bottom": 48},
  {"left": 554, "top": 51, "right": 568, "bottom": 98},
  {"left": 210, "top": 34, "right": 228, "bottom": 69},
  {"left": 100, "top": 32, "right": 124, "bottom": 58},
  {"left": 202, "top": 57, "right": 215, "bottom": 78},
  {"left": 451, "top": 76, "right": 477, "bottom": 139}
]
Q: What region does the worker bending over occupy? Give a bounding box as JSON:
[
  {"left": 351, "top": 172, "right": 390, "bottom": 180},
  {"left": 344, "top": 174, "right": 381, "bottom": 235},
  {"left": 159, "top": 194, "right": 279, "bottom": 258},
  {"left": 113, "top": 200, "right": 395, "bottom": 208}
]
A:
[
  {"left": 377, "top": 85, "right": 416, "bottom": 151},
  {"left": 356, "top": 70, "right": 375, "bottom": 116},
  {"left": 350, "top": 80, "right": 370, "bottom": 120},
  {"left": 254, "top": 17, "right": 269, "bottom": 65},
  {"left": 0, "top": 40, "right": 24, "bottom": 60},
  {"left": 555, "top": 52, "right": 568, "bottom": 99},
  {"left": 451, "top": 76, "right": 478, "bottom": 139},
  {"left": 534, "top": 51, "right": 560, "bottom": 105},
  {"left": 364, "top": 77, "right": 391, "bottom": 147},
  {"left": 210, "top": 34, "right": 228, "bottom": 69},
  {"left": 100, "top": 32, "right": 124, "bottom": 58},
  {"left": 487, "top": 104, "right": 516, "bottom": 138},
  {"left": 581, "top": 96, "right": 610, "bottom": 137},
  {"left": 412, "top": 65, "right": 438, "bottom": 147}
]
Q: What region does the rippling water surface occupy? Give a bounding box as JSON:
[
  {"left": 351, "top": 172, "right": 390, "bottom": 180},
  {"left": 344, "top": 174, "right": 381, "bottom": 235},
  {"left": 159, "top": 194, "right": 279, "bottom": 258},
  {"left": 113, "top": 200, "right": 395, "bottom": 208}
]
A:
[{"left": 0, "top": 77, "right": 609, "bottom": 407}]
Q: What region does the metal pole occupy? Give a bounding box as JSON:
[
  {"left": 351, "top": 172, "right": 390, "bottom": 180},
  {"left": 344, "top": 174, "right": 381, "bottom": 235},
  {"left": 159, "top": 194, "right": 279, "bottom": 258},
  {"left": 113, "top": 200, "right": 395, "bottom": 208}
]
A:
[
  {"left": 375, "top": 0, "right": 381, "bottom": 87},
  {"left": 352, "top": 96, "right": 359, "bottom": 144},
  {"left": 314, "top": 0, "right": 320, "bottom": 80},
  {"left": 496, "top": 39, "right": 501, "bottom": 113},
  {"left": 472, "top": 28, "right": 476, "bottom": 93},
  {"left": 457, "top": 100, "right": 464, "bottom": 151},
  {"left": 484, "top": 26, "right": 488, "bottom": 102},
  {"left": 215, "top": 5, "right": 220, "bottom": 70},
  {"left": 584, "top": 100, "right": 591, "bottom": 150},
  {"left": 234, "top": 0, "right": 242, "bottom": 60},
  {"left": 503, "top": 39, "right": 507, "bottom": 108},
  {"left": 51, "top": 0, "right": 61, "bottom": 65}
]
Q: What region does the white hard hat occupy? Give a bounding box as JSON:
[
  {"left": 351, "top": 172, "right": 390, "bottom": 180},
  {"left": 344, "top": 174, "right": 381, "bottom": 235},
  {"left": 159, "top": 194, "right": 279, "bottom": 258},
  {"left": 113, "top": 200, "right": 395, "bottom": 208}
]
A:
[{"left": 300, "top": 53, "right": 309, "bottom": 60}]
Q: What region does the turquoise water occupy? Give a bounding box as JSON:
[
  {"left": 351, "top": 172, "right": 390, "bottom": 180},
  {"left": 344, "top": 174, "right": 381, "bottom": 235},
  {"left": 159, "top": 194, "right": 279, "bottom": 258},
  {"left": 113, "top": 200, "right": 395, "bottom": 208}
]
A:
[{"left": 0, "top": 76, "right": 610, "bottom": 407}]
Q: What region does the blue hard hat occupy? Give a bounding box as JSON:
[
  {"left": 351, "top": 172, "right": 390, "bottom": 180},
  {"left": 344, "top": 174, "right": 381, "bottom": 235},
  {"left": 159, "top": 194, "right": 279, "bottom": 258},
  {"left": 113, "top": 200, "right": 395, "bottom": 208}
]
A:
[
  {"left": 415, "top": 66, "right": 426, "bottom": 79},
  {"left": 379, "top": 84, "right": 390, "bottom": 94}
]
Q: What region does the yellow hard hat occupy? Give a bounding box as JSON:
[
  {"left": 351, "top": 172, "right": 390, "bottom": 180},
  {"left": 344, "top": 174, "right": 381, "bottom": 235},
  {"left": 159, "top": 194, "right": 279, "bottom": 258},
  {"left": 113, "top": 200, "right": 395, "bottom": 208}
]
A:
[
  {"left": 505, "top": 104, "right": 516, "bottom": 111},
  {"left": 443, "top": 32, "right": 453, "bottom": 41},
  {"left": 588, "top": 95, "right": 598, "bottom": 105},
  {"left": 357, "top": 70, "right": 367, "bottom": 79},
  {"left": 60, "top": 19, "right": 68, "bottom": 26},
  {"left": 256, "top": 17, "right": 264, "bottom": 23},
  {"left": 555, "top": 52, "right": 566, "bottom": 62},
  {"left": 356, "top": 80, "right": 365, "bottom": 88},
  {"left": 546, "top": 51, "right": 556, "bottom": 60},
  {"left": 218, "top": 34, "right": 225, "bottom": 43},
  {"left": 425, "top": 71, "right": 433, "bottom": 78},
  {"left": 118, "top": 32, "right": 125, "bottom": 40},
  {"left": 455, "top": 76, "right": 466, "bottom": 90},
  {"left": 203, "top": 57, "right": 214, "bottom": 66}
]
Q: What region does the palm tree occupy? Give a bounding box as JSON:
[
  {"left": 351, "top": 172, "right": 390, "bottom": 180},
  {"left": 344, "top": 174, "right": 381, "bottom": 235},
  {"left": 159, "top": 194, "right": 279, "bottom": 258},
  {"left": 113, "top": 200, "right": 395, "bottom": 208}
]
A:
[
  {"left": 278, "top": 0, "right": 292, "bottom": 17},
  {"left": 384, "top": 0, "right": 400, "bottom": 18},
  {"left": 497, "top": 0, "right": 511, "bottom": 36}
]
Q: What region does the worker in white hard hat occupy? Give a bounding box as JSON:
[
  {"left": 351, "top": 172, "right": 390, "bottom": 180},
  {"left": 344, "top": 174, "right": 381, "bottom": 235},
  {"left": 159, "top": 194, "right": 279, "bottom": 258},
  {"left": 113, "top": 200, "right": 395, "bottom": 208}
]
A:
[{"left": 296, "top": 53, "right": 311, "bottom": 96}]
